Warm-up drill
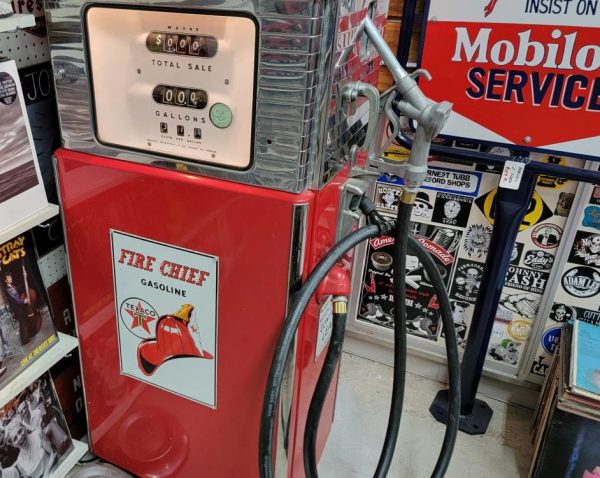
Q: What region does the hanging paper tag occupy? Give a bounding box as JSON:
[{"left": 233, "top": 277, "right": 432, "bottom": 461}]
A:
[
  {"left": 500, "top": 161, "right": 525, "bottom": 190},
  {"left": 315, "top": 296, "right": 333, "bottom": 361}
]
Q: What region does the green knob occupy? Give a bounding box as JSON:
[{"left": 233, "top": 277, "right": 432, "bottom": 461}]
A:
[{"left": 209, "top": 103, "right": 233, "bottom": 129}]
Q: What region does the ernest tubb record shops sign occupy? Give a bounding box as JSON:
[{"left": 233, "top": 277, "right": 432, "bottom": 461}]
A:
[{"left": 419, "top": 0, "right": 600, "bottom": 157}]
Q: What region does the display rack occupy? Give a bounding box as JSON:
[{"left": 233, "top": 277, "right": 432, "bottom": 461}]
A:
[
  {"left": 0, "top": 13, "right": 35, "bottom": 33},
  {"left": 51, "top": 440, "right": 89, "bottom": 478},
  {"left": 0, "top": 330, "right": 86, "bottom": 473},
  {"left": 0, "top": 203, "right": 60, "bottom": 244},
  {"left": 0, "top": 332, "right": 78, "bottom": 409},
  {"left": 1, "top": 12, "right": 82, "bottom": 474}
]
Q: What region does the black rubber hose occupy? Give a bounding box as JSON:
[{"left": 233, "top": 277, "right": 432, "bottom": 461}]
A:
[
  {"left": 259, "top": 224, "right": 384, "bottom": 478},
  {"left": 302, "top": 233, "right": 460, "bottom": 478},
  {"left": 302, "top": 200, "right": 411, "bottom": 478},
  {"left": 372, "top": 199, "right": 412, "bottom": 477},
  {"left": 260, "top": 205, "right": 459, "bottom": 478},
  {"left": 407, "top": 236, "right": 460, "bottom": 478},
  {"left": 303, "top": 302, "right": 348, "bottom": 477}
]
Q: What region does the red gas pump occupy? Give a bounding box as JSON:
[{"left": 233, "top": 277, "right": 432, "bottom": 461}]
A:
[
  {"left": 47, "top": 2, "right": 390, "bottom": 476},
  {"left": 47, "top": 1, "right": 462, "bottom": 476}
]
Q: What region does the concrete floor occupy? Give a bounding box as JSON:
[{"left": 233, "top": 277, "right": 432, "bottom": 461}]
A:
[
  {"left": 320, "top": 353, "right": 533, "bottom": 478},
  {"left": 72, "top": 351, "right": 533, "bottom": 477}
]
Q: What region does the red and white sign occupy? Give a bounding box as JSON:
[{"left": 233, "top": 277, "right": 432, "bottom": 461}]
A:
[
  {"left": 420, "top": 0, "right": 600, "bottom": 157},
  {"left": 111, "top": 230, "right": 218, "bottom": 407}
]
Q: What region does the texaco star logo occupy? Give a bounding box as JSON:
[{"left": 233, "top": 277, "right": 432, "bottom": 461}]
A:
[
  {"left": 120, "top": 298, "right": 159, "bottom": 338},
  {"left": 126, "top": 301, "right": 156, "bottom": 334}
]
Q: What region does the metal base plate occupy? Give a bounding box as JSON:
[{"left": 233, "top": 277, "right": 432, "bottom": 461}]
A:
[{"left": 429, "top": 389, "right": 494, "bottom": 435}]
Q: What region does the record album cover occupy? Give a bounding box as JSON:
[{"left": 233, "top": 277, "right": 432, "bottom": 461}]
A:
[
  {"left": 0, "top": 59, "right": 48, "bottom": 231},
  {"left": 0, "top": 233, "right": 58, "bottom": 387},
  {"left": 0, "top": 373, "right": 73, "bottom": 477}
]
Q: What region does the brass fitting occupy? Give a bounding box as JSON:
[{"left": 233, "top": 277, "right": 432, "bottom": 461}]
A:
[
  {"left": 400, "top": 189, "right": 417, "bottom": 205},
  {"left": 333, "top": 297, "right": 348, "bottom": 314}
]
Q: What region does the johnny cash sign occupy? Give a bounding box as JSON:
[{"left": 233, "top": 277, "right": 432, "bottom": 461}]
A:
[
  {"left": 420, "top": 0, "right": 600, "bottom": 157},
  {"left": 111, "top": 231, "right": 218, "bottom": 407}
]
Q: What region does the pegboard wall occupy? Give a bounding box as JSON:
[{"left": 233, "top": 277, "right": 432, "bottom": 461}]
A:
[
  {"left": 37, "top": 246, "right": 68, "bottom": 290},
  {"left": 3, "top": 0, "right": 50, "bottom": 68},
  {"left": 1, "top": 30, "right": 49, "bottom": 68}
]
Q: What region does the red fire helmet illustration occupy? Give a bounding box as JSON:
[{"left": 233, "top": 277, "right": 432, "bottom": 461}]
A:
[{"left": 137, "top": 303, "right": 213, "bottom": 376}]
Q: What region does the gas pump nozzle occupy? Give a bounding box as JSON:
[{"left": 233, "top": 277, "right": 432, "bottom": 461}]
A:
[{"left": 359, "top": 16, "right": 453, "bottom": 195}]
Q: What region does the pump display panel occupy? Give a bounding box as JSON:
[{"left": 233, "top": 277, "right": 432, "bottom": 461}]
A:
[{"left": 84, "top": 5, "right": 257, "bottom": 169}]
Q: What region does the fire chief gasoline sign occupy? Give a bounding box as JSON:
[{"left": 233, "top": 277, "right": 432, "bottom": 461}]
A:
[
  {"left": 420, "top": 0, "right": 600, "bottom": 157},
  {"left": 111, "top": 230, "right": 218, "bottom": 407}
]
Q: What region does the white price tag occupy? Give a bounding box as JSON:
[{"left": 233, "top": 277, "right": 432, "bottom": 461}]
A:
[
  {"left": 315, "top": 296, "right": 333, "bottom": 361},
  {"left": 499, "top": 161, "right": 525, "bottom": 190}
]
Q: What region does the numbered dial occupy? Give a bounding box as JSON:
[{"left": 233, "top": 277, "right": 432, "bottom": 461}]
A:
[
  {"left": 152, "top": 85, "right": 208, "bottom": 109},
  {"left": 146, "top": 32, "right": 218, "bottom": 57},
  {"left": 209, "top": 103, "right": 233, "bottom": 129}
]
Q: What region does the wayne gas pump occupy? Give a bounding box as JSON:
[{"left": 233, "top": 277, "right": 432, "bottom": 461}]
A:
[{"left": 46, "top": 1, "right": 459, "bottom": 476}]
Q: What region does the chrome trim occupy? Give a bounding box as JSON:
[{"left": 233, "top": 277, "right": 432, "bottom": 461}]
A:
[
  {"left": 274, "top": 202, "right": 309, "bottom": 478},
  {"left": 45, "top": 0, "right": 388, "bottom": 193},
  {"left": 347, "top": 179, "right": 376, "bottom": 327},
  {"left": 52, "top": 155, "right": 95, "bottom": 450},
  {"left": 336, "top": 176, "right": 375, "bottom": 241}
]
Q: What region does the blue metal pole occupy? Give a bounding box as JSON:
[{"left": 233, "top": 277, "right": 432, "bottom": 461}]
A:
[
  {"left": 397, "top": 131, "right": 600, "bottom": 184},
  {"left": 461, "top": 171, "right": 537, "bottom": 407},
  {"left": 431, "top": 169, "right": 538, "bottom": 434},
  {"left": 396, "top": 0, "right": 417, "bottom": 67}
]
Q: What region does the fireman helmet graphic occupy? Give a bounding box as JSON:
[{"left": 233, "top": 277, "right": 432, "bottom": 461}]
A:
[{"left": 137, "top": 303, "right": 213, "bottom": 376}]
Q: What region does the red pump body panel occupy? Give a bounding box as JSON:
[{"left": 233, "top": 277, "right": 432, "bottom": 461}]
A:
[{"left": 56, "top": 148, "right": 346, "bottom": 477}]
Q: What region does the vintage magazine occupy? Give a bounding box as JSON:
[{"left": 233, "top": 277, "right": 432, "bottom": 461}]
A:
[
  {"left": 0, "top": 373, "right": 73, "bottom": 477},
  {"left": 0, "top": 59, "right": 48, "bottom": 231},
  {"left": 0, "top": 233, "right": 59, "bottom": 387}
]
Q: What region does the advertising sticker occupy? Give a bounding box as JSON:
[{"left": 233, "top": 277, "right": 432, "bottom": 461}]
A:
[
  {"left": 523, "top": 250, "right": 555, "bottom": 271},
  {"left": 450, "top": 259, "right": 485, "bottom": 304},
  {"left": 449, "top": 301, "right": 471, "bottom": 348},
  {"left": 420, "top": 0, "right": 600, "bottom": 158},
  {"left": 379, "top": 168, "right": 482, "bottom": 197},
  {"left": 488, "top": 321, "right": 522, "bottom": 365},
  {"left": 358, "top": 223, "right": 461, "bottom": 340},
  {"left": 111, "top": 231, "right": 218, "bottom": 407},
  {"left": 541, "top": 327, "right": 562, "bottom": 355},
  {"left": 591, "top": 186, "right": 600, "bottom": 205},
  {"left": 374, "top": 183, "right": 403, "bottom": 214},
  {"left": 554, "top": 192, "right": 575, "bottom": 217},
  {"left": 548, "top": 302, "right": 576, "bottom": 323},
  {"left": 475, "top": 189, "right": 553, "bottom": 232},
  {"left": 412, "top": 191, "right": 435, "bottom": 221},
  {"left": 531, "top": 223, "right": 563, "bottom": 249},
  {"left": 568, "top": 231, "right": 600, "bottom": 267},
  {"left": 561, "top": 266, "right": 600, "bottom": 298},
  {"left": 504, "top": 266, "right": 550, "bottom": 295},
  {"left": 572, "top": 307, "right": 600, "bottom": 326},
  {"left": 500, "top": 292, "right": 540, "bottom": 321},
  {"left": 432, "top": 192, "right": 473, "bottom": 228},
  {"left": 511, "top": 242, "right": 524, "bottom": 265},
  {"left": 582, "top": 206, "right": 600, "bottom": 230}
]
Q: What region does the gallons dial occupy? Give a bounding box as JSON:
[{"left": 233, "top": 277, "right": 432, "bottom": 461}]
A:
[{"left": 152, "top": 85, "right": 207, "bottom": 109}]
